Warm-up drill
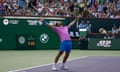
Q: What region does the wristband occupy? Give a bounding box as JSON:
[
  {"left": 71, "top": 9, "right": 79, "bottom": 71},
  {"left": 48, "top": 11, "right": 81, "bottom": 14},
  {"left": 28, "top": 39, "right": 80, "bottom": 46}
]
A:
[{"left": 42, "top": 20, "right": 47, "bottom": 25}]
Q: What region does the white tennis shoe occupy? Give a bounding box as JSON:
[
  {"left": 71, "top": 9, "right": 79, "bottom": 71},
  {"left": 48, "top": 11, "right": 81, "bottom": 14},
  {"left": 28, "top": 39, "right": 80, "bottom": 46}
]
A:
[
  {"left": 52, "top": 64, "right": 58, "bottom": 71},
  {"left": 61, "top": 66, "right": 68, "bottom": 70}
]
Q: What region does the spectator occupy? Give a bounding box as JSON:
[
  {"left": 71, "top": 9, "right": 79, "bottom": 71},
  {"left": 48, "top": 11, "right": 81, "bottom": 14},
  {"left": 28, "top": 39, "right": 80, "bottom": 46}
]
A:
[
  {"left": 86, "top": 21, "right": 92, "bottom": 33},
  {"left": 99, "top": 28, "right": 107, "bottom": 34},
  {"left": 24, "top": 0, "right": 30, "bottom": 8},
  {"left": 69, "top": 1, "right": 74, "bottom": 13},
  {"left": 0, "top": 0, "right": 120, "bottom": 18},
  {"left": 0, "top": 0, "right": 3, "bottom": 3},
  {"left": 112, "top": 24, "right": 119, "bottom": 38},
  {"left": 25, "top": 9, "right": 33, "bottom": 16},
  {"left": 115, "top": 10, "right": 120, "bottom": 19},
  {"left": 33, "top": 3, "right": 44, "bottom": 15},
  {"left": 18, "top": 0, "right": 24, "bottom": 8},
  {"left": 99, "top": 27, "right": 109, "bottom": 39},
  {"left": 79, "top": 21, "right": 87, "bottom": 29},
  {"left": 82, "top": 7, "right": 89, "bottom": 17},
  {"left": 118, "top": 26, "right": 120, "bottom": 33},
  {"left": 0, "top": 2, "right": 6, "bottom": 15}
]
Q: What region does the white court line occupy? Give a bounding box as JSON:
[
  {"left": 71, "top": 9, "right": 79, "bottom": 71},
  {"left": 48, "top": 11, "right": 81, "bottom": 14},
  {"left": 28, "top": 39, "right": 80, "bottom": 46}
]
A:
[{"left": 8, "top": 56, "right": 88, "bottom": 72}]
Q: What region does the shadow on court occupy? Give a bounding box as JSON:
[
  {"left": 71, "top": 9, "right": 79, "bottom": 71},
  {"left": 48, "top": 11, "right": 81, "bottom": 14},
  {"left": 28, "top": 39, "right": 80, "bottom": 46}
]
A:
[{"left": 11, "top": 56, "right": 120, "bottom": 72}]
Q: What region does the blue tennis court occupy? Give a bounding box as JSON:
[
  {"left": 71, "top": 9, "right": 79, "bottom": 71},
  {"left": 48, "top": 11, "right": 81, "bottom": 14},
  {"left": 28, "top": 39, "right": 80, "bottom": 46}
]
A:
[{"left": 9, "top": 56, "right": 120, "bottom": 72}]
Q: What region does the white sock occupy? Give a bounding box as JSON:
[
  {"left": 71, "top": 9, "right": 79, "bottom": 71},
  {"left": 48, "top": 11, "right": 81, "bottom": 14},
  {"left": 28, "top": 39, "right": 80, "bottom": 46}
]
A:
[
  {"left": 53, "top": 63, "right": 57, "bottom": 67},
  {"left": 61, "top": 63, "right": 68, "bottom": 70}
]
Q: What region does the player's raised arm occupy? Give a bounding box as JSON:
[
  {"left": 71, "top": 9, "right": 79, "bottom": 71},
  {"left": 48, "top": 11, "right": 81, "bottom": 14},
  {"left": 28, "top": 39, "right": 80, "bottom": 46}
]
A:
[
  {"left": 39, "top": 17, "right": 55, "bottom": 28},
  {"left": 68, "top": 16, "right": 79, "bottom": 28}
]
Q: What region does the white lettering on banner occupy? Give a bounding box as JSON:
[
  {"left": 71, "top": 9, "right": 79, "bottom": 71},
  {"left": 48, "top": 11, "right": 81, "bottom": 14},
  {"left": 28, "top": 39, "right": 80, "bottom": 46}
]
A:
[
  {"left": 49, "top": 21, "right": 56, "bottom": 25},
  {"left": 9, "top": 20, "right": 19, "bottom": 24},
  {"left": 0, "top": 38, "right": 3, "bottom": 43},
  {"left": 27, "top": 20, "right": 38, "bottom": 26},
  {"left": 97, "top": 40, "right": 112, "bottom": 47}
]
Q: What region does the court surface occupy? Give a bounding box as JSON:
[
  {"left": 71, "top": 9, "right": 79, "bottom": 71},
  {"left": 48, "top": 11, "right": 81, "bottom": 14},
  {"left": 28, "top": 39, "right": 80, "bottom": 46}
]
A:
[
  {"left": 0, "top": 50, "right": 120, "bottom": 72},
  {"left": 9, "top": 56, "right": 120, "bottom": 72}
]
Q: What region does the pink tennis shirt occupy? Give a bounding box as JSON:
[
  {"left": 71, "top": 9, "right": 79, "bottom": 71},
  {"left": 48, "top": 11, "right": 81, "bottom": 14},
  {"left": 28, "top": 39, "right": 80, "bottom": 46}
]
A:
[{"left": 53, "top": 26, "right": 71, "bottom": 41}]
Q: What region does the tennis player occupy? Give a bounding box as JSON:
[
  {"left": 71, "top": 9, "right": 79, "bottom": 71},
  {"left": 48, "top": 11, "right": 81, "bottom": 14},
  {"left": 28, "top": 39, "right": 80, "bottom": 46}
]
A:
[{"left": 40, "top": 17, "right": 78, "bottom": 71}]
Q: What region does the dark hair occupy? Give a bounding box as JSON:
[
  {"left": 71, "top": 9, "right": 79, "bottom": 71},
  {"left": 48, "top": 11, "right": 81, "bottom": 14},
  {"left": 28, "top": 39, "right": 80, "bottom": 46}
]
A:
[
  {"left": 56, "top": 22, "right": 62, "bottom": 26},
  {"left": 56, "top": 23, "right": 58, "bottom": 26}
]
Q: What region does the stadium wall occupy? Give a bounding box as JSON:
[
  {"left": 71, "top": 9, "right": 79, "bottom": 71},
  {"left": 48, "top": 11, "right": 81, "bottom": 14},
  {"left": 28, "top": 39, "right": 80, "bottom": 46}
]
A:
[
  {"left": 0, "top": 16, "right": 66, "bottom": 50},
  {"left": 0, "top": 16, "right": 120, "bottom": 50}
]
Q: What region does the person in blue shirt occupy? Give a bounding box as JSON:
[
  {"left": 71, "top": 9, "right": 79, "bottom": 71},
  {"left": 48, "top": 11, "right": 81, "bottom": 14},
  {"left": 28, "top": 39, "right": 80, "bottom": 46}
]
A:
[
  {"left": 79, "top": 21, "right": 87, "bottom": 29},
  {"left": 78, "top": 21, "right": 87, "bottom": 39}
]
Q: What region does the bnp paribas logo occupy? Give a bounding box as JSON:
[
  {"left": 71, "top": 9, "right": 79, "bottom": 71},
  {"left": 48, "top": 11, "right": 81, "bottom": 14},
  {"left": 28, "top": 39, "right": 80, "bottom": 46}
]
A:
[
  {"left": 3, "top": 19, "right": 9, "bottom": 25},
  {"left": 40, "top": 33, "right": 49, "bottom": 44}
]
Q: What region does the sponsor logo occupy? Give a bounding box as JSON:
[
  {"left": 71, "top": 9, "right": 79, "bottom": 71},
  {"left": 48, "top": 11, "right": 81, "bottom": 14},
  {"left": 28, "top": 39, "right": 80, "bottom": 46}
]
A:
[
  {"left": 97, "top": 40, "right": 112, "bottom": 47},
  {"left": 3, "top": 19, "right": 9, "bottom": 25},
  {"left": 27, "top": 20, "right": 38, "bottom": 26},
  {"left": 40, "top": 33, "right": 49, "bottom": 44},
  {"left": 9, "top": 20, "right": 19, "bottom": 24},
  {"left": 3, "top": 19, "right": 19, "bottom": 25},
  {"left": 18, "top": 36, "right": 26, "bottom": 44}
]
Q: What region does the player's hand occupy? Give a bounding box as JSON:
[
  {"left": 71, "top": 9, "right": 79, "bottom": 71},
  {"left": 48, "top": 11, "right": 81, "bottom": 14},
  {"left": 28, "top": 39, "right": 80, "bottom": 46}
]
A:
[
  {"left": 76, "top": 17, "right": 79, "bottom": 21},
  {"left": 74, "top": 15, "right": 80, "bottom": 20},
  {"left": 39, "top": 17, "right": 44, "bottom": 22}
]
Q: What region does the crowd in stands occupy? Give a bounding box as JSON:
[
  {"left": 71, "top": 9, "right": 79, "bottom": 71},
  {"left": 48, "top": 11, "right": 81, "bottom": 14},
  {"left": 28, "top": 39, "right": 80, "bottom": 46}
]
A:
[{"left": 0, "top": 0, "right": 120, "bottom": 18}]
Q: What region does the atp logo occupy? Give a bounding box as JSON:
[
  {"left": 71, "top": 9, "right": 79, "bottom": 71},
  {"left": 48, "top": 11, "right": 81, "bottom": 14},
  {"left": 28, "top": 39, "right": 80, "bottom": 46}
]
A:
[{"left": 40, "top": 33, "right": 49, "bottom": 44}]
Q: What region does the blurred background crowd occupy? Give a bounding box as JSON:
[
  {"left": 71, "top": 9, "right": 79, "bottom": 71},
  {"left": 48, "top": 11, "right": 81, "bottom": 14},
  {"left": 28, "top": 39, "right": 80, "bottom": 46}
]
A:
[{"left": 0, "top": 0, "right": 120, "bottom": 18}]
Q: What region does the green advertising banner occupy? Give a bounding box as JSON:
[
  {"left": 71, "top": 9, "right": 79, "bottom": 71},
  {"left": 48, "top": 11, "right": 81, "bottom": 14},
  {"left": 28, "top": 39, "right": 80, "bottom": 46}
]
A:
[
  {"left": 0, "top": 16, "right": 66, "bottom": 50},
  {"left": 0, "top": 16, "right": 120, "bottom": 50}
]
